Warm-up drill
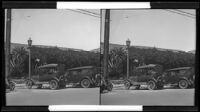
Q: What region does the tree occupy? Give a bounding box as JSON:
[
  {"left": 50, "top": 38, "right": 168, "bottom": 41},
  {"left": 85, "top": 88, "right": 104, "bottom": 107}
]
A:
[
  {"left": 108, "top": 47, "right": 126, "bottom": 78},
  {"left": 10, "top": 47, "right": 28, "bottom": 78}
]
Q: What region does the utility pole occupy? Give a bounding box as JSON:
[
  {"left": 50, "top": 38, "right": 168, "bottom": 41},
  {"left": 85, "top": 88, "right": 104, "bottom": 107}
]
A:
[
  {"left": 126, "top": 39, "right": 131, "bottom": 79},
  {"left": 103, "top": 9, "right": 110, "bottom": 82},
  {"left": 5, "top": 9, "right": 11, "bottom": 85}
]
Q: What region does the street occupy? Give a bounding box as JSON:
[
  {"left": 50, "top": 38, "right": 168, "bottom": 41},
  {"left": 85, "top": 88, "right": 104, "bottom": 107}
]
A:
[
  {"left": 6, "top": 85, "right": 100, "bottom": 105},
  {"left": 101, "top": 86, "right": 195, "bottom": 105}
]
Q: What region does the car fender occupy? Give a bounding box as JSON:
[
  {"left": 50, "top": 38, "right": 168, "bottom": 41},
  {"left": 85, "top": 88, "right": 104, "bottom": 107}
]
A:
[
  {"left": 124, "top": 79, "right": 132, "bottom": 85},
  {"left": 9, "top": 81, "right": 16, "bottom": 86},
  {"left": 50, "top": 77, "right": 60, "bottom": 82},
  {"left": 25, "top": 78, "right": 35, "bottom": 85},
  {"left": 149, "top": 77, "right": 157, "bottom": 83},
  {"left": 81, "top": 76, "right": 94, "bottom": 84},
  {"left": 179, "top": 77, "right": 191, "bottom": 85}
]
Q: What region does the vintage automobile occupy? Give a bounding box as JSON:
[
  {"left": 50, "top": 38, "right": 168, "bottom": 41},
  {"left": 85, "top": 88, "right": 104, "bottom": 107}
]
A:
[
  {"left": 162, "top": 67, "right": 195, "bottom": 89},
  {"left": 124, "top": 64, "right": 164, "bottom": 90},
  {"left": 64, "top": 66, "right": 101, "bottom": 88},
  {"left": 25, "top": 64, "right": 66, "bottom": 90}
]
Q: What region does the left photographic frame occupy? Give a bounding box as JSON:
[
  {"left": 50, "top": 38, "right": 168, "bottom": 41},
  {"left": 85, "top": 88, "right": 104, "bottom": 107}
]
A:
[{"left": 4, "top": 9, "right": 101, "bottom": 106}]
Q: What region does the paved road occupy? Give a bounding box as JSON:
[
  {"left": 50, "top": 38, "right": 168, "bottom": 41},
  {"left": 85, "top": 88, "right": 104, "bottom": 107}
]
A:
[
  {"left": 6, "top": 87, "right": 100, "bottom": 105},
  {"left": 101, "top": 88, "right": 195, "bottom": 105}
]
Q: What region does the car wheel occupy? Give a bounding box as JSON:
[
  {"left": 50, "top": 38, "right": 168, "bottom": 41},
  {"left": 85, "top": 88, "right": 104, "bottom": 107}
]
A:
[
  {"left": 26, "top": 80, "right": 33, "bottom": 89},
  {"left": 147, "top": 80, "right": 156, "bottom": 90},
  {"left": 124, "top": 80, "right": 131, "bottom": 90},
  {"left": 178, "top": 80, "right": 188, "bottom": 89},
  {"left": 107, "top": 82, "right": 113, "bottom": 91},
  {"left": 81, "top": 78, "right": 91, "bottom": 88},
  {"left": 49, "top": 80, "right": 59, "bottom": 90},
  {"left": 9, "top": 81, "right": 15, "bottom": 91}
]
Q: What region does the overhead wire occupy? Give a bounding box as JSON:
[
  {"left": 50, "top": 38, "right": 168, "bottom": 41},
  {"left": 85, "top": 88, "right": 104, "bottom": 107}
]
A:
[
  {"left": 173, "top": 9, "right": 196, "bottom": 16},
  {"left": 66, "top": 9, "right": 100, "bottom": 18},
  {"left": 163, "top": 9, "right": 195, "bottom": 19},
  {"left": 77, "top": 9, "right": 100, "bottom": 16}
]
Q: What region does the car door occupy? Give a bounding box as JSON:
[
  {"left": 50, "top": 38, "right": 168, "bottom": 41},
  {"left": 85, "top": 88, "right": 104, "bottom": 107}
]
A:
[
  {"left": 137, "top": 68, "right": 150, "bottom": 82},
  {"left": 68, "top": 70, "right": 81, "bottom": 83},
  {"left": 165, "top": 71, "right": 178, "bottom": 84},
  {"left": 39, "top": 68, "right": 52, "bottom": 82}
]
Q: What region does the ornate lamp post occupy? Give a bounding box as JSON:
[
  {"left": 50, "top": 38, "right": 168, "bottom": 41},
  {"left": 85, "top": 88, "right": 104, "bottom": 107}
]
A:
[
  {"left": 27, "top": 38, "right": 32, "bottom": 79},
  {"left": 126, "top": 39, "right": 131, "bottom": 79}
]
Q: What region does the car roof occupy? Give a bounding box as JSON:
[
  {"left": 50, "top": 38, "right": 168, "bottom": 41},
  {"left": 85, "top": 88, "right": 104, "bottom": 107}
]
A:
[
  {"left": 136, "top": 64, "right": 159, "bottom": 69},
  {"left": 67, "top": 66, "right": 95, "bottom": 71},
  {"left": 167, "top": 67, "right": 191, "bottom": 72},
  {"left": 38, "top": 64, "right": 58, "bottom": 69}
]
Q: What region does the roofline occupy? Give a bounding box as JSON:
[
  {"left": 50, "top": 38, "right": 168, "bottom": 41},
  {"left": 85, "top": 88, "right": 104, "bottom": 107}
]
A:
[
  {"left": 67, "top": 66, "right": 95, "bottom": 71},
  {"left": 167, "top": 67, "right": 192, "bottom": 71}
]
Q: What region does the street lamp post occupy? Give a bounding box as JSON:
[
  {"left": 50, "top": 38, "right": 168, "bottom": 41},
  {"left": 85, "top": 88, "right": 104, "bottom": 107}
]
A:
[
  {"left": 28, "top": 38, "right": 32, "bottom": 79},
  {"left": 126, "top": 39, "right": 131, "bottom": 79}
]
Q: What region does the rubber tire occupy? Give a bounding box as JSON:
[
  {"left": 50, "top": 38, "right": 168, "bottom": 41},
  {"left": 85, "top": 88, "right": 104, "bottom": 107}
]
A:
[
  {"left": 81, "top": 79, "right": 91, "bottom": 88},
  {"left": 147, "top": 80, "right": 157, "bottom": 90},
  {"left": 49, "top": 80, "right": 59, "bottom": 90},
  {"left": 26, "top": 80, "right": 33, "bottom": 89},
  {"left": 124, "top": 80, "right": 131, "bottom": 90},
  {"left": 9, "top": 81, "right": 15, "bottom": 91},
  {"left": 178, "top": 80, "right": 189, "bottom": 89}
]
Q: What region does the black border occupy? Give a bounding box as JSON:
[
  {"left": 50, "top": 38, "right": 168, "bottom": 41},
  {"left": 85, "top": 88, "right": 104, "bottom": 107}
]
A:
[
  {"left": 1, "top": 1, "right": 199, "bottom": 112},
  {"left": 2, "top": 1, "right": 56, "bottom": 9}
]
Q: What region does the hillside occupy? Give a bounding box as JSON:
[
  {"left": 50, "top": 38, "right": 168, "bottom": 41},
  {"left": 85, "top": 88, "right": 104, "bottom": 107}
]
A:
[
  {"left": 90, "top": 42, "right": 188, "bottom": 54},
  {"left": 10, "top": 43, "right": 85, "bottom": 52}
]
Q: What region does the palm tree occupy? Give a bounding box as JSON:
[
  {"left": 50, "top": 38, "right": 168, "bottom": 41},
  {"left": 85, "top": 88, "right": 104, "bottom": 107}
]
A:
[{"left": 108, "top": 47, "right": 126, "bottom": 78}]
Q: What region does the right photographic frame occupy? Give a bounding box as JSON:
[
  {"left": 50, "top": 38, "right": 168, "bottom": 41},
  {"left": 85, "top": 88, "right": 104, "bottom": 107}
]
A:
[{"left": 100, "top": 9, "right": 196, "bottom": 106}]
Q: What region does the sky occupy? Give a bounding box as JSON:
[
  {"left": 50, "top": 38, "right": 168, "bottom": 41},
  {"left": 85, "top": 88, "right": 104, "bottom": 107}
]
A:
[
  {"left": 11, "top": 9, "right": 100, "bottom": 51},
  {"left": 101, "top": 9, "right": 196, "bottom": 52}
]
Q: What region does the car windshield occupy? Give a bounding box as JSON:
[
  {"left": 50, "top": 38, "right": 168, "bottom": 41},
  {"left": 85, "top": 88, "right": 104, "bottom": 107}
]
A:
[{"left": 39, "top": 67, "right": 57, "bottom": 75}]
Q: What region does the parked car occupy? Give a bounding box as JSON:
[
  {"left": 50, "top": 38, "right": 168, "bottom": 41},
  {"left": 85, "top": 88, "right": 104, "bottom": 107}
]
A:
[
  {"left": 25, "top": 64, "right": 67, "bottom": 90},
  {"left": 124, "top": 64, "right": 164, "bottom": 90},
  {"left": 64, "top": 66, "right": 100, "bottom": 88},
  {"left": 162, "top": 67, "right": 195, "bottom": 89}
]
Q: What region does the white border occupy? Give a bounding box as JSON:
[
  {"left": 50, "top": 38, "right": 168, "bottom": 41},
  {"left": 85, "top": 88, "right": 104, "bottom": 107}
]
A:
[
  {"left": 49, "top": 105, "right": 143, "bottom": 111},
  {"left": 57, "top": 2, "right": 151, "bottom": 9}
]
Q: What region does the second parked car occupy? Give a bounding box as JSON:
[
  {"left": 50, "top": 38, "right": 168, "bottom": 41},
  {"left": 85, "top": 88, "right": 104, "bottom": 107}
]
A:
[
  {"left": 124, "top": 64, "right": 164, "bottom": 90},
  {"left": 64, "top": 66, "right": 100, "bottom": 88},
  {"left": 162, "top": 67, "right": 195, "bottom": 89}
]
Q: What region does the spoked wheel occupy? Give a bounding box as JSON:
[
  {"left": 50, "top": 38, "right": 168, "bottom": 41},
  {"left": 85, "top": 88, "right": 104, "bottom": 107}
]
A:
[
  {"left": 49, "top": 80, "right": 59, "bottom": 90},
  {"left": 147, "top": 80, "right": 156, "bottom": 90},
  {"left": 178, "top": 80, "right": 188, "bottom": 89},
  {"left": 81, "top": 79, "right": 91, "bottom": 88},
  {"left": 26, "top": 80, "right": 33, "bottom": 89},
  {"left": 9, "top": 81, "right": 15, "bottom": 91},
  {"left": 124, "top": 80, "right": 131, "bottom": 90}
]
